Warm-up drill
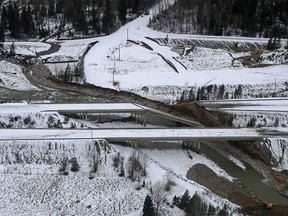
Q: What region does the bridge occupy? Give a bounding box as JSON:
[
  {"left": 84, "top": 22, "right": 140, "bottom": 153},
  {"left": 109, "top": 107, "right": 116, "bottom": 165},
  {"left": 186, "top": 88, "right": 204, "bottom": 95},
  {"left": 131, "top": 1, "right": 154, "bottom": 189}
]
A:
[
  {"left": 0, "top": 128, "right": 282, "bottom": 142},
  {"left": 0, "top": 102, "right": 286, "bottom": 145},
  {"left": 0, "top": 102, "right": 202, "bottom": 127}
]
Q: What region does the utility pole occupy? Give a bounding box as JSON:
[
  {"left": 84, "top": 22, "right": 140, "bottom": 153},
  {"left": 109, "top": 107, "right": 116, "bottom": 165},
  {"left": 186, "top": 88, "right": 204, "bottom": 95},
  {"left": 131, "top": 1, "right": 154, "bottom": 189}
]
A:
[
  {"left": 274, "top": 78, "right": 276, "bottom": 97},
  {"left": 113, "top": 55, "right": 116, "bottom": 84},
  {"left": 118, "top": 44, "right": 121, "bottom": 61}
]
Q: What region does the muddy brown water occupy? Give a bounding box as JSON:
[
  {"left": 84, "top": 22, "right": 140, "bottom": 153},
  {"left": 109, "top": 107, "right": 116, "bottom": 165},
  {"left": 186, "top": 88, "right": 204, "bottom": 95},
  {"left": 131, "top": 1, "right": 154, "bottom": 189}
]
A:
[{"left": 199, "top": 142, "right": 288, "bottom": 205}]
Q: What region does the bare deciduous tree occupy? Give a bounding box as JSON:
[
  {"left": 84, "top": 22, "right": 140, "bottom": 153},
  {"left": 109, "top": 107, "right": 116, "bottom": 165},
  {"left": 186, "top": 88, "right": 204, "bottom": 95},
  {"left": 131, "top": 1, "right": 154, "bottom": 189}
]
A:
[{"left": 150, "top": 181, "right": 168, "bottom": 216}]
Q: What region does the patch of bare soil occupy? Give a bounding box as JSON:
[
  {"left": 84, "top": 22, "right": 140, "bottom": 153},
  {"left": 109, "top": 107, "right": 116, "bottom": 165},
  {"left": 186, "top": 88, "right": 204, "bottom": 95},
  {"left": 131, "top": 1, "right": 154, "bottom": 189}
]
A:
[
  {"left": 186, "top": 163, "right": 254, "bottom": 207},
  {"left": 249, "top": 63, "right": 274, "bottom": 68},
  {"left": 172, "top": 102, "right": 222, "bottom": 127}
]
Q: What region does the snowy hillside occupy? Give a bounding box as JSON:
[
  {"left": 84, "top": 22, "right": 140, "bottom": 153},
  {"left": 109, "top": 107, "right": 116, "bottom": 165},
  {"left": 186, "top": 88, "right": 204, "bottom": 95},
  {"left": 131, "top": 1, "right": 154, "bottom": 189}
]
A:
[
  {"left": 0, "top": 60, "right": 38, "bottom": 90},
  {"left": 0, "top": 137, "right": 238, "bottom": 216}
]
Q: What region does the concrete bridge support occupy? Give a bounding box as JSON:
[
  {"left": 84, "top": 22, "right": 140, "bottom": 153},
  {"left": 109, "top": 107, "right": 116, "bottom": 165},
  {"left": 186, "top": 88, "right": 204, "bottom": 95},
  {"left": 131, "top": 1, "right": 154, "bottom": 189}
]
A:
[
  {"left": 132, "top": 112, "right": 147, "bottom": 126},
  {"left": 183, "top": 140, "right": 201, "bottom": 151},
  {"left": 79, "top": 113, "right": 88, "bottom": 120}
]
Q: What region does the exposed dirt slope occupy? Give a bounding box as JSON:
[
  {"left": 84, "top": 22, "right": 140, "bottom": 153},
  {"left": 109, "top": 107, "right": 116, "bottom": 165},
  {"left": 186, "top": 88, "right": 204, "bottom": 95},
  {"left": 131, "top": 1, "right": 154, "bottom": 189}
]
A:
[{"left": 172, "top": 102, "right": 222, "bottom": 127}]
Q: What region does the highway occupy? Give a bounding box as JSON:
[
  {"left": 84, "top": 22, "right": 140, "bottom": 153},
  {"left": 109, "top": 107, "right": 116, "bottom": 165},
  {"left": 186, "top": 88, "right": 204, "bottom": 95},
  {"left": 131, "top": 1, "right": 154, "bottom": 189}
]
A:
[
  {"left": 0, "top": 102, "right": 286, "bottom": 143},
  {"left": 199, "top": 98, "right": 288, "bottom": 113},
  {"left": 0, "top": 127, "right": 286, "bottom": 142},
  {"left": 0, "top": 102, "right": 202, "bottom": 127}
]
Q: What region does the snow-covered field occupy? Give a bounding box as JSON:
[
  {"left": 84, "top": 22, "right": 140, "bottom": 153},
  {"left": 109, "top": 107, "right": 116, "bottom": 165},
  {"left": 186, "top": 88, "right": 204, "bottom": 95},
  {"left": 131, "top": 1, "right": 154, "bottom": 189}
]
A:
[
  {"left": 0, "top": 137, "right": 237, "bottom": 216},
  {"left": 0, "top": 60, "right": 38, "bottom": 90},
  {"left": 3, "top": 42, "right": 50, "bottom": 56},
  {"left": 41, "top": 38, "right": 97, "bottom": 62}
]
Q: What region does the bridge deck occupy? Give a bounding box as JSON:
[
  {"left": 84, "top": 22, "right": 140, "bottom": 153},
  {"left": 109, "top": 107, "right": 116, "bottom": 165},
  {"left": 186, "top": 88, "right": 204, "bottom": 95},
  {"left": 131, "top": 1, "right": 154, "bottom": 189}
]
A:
[
  {"left": 0, "top": 102, "right": 201, "bottom": 126},
  {"left": 0, "top": 102, "right": 144, "bottom": 113},
  {"left": 0, "top": 128, "right": 263, "bottom": 142}
]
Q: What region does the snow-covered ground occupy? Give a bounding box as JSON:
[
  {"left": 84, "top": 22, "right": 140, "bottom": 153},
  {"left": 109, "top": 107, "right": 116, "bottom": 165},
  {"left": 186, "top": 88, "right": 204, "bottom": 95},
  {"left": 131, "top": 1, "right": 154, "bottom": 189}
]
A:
[
  {"left": 3, "top": 42, "right": 50, "bottom": 56},
  {"left": 40, "top": 38, "right": 97, "bottom": 62},
  {"left": 0, "top": 0, "right": 288, "bottom": 214},
  {"left": 0, "top": 137, "right": 237, "bottom": 216},
  {"left": 2, "top": 10, "right": 287, "bottom": 103},
  {"left": 0, "top": 60, "right": 38, "bottom": 91},
  {"left": 80, "top": 6, "right": 287, "bottom": 103}
]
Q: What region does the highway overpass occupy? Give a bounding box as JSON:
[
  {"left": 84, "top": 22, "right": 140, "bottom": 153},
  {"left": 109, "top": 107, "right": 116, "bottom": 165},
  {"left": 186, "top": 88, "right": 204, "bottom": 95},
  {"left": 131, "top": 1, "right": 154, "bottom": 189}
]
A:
[
  {"left": 0, "top": 102, "right": 202, "bottom": 127},
  {"left": 0, "top": 128, "right": 278, "bottom": 142}
]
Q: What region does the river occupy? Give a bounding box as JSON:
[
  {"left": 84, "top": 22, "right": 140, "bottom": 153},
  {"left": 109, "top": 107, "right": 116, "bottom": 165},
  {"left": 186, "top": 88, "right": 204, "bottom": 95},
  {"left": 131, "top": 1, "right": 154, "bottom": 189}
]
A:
[{"left": 199, "top": 142, "right": 288, "bottom": 205}]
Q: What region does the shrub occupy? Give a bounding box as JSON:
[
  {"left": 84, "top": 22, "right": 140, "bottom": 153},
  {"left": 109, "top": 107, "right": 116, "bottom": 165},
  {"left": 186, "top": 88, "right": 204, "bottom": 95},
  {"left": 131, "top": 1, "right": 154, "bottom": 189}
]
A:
[
  {"left": 70, "top": 157, "right": 80, "bottom": 172},
  {"left": 247, "top": 117, "right": 256, "bottom": 127},
  {"left": 118, "top": 157, "right": 125, "bottom": 177},
  {"left": 142, "top": 195, "right": 155, "bottom": 216},
  {"left": 59, "top": 158, "right": 69, "bottom": 172},
  {"left": 113, "top": 153, "right": 121, "bottom": 168},
  {"left": 128, "top": 151, "right": 144, "bottom": 181},
  {"left": 91, "top": 155, "right": 99, "bottom": 173},
  {"left": 164, "top": 173, "right": 176, "bottom": 191},
  {"left": 274, "top": 119, "right": 279, "bottom": 127},
  {"left": 24, "top": 116, "right": 35, "bottom": 126},
  {"left": 63, "top": 171, "right": 69, "bottom": 176}
]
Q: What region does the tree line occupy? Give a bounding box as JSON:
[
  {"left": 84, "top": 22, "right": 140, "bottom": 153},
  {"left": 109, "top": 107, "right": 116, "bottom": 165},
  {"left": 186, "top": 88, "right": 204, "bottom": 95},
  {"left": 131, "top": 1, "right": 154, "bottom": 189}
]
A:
[
  {"left": 0, "top": 0, "right": 157, "bottom": 41},
  {"left": 143, "top": 189, "right": 231, "bottom": 216},
  {"left": 2, "top": 0, "right": 287, "bottom": 41},
  {"left": 149, "top": 0, "right": 288, "bottom": 39},
  {"left": 179, "top": 84, "right": 243, "bottom": 102}
]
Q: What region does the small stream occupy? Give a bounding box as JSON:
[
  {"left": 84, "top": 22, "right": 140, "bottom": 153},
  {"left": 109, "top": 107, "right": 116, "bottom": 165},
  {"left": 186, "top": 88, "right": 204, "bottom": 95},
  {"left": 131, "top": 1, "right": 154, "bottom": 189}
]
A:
[{"left": 198, "top": 142, "right": 288, "bottom": 205}]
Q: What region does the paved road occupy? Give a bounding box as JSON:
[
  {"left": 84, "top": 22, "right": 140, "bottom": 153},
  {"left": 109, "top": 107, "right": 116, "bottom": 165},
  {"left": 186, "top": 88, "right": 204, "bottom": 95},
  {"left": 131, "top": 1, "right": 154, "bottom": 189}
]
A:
[
  {"left": 0, "top": 127, "right": 284, "bottom": 142},
  {"left": 199, "top": 98, "right": 288, "bottom": 113}
]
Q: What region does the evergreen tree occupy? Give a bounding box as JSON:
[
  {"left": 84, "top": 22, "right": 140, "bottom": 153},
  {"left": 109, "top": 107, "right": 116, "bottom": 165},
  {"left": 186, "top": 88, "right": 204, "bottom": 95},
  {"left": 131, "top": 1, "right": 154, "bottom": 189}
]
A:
[
  {"left": 21, "top": 4, "right": 35, "bottom": 37},
  {"left": 0, "top": 23, "right": 4, "bottom": 42},
  {"left": 207, "top": 204, "right": 217, "bottom": 216},
  {"left": 196, "top": 88, "right": 201, "bottom": 101},
  {"left": 118, "top": 0, "right": 127, "bottom": 24},
  {"left": 63, "top": 64, "right": 72, "bottom": 82},
  {"left": 187, "top": 193, "right": 207, "bottom": 216},
  {"left": 56, "top": 0, "right": 64, "bottom": 13},
  {"left": 132, "top": 0, "right": 139, "bottom": 14},
  {"left": 218, "top": 84, "right": 225, "bottom": 99},
  {"left": 1, "top": 6, "right": 7, "bottom": 29},
  {"left": 74, "top": 0, "right": 87, "bottom": 33},
  {"left": 48, "top": 0, "right": 56, "bottom": 17},
  {"left": 172, "top": 195, "right": 180, "bottom": 205},
  {"left": 142, "top": 195, "right": 155, "bottom": 216},
  {"left": 188, "top": 89, "right": 195, "bottom": 101},
  {"left": 179, "top": 189, "right": 191, "bottom": 210},
  {"left": 102, "top": 0, "right": 114, "bottom": 34},
  {"left": 234, "top": 84, "right": 243, "bottom": 99},
  {"left": 218, "top": 204, "right": 229, "bottom": 216},
  {"left": 7, "top": 3, "right": 21, "bottom": 38},
  {"left": 247, "top": 117, "right": 256, "bottom": 127}
]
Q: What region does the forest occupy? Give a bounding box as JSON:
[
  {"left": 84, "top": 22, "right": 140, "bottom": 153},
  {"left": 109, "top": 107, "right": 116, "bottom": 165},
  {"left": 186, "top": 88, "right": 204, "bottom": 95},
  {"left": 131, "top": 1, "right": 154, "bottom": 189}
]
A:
[
  {"left": 0, "top": 0, "right": 288, "bottom": 41},
  {"left": 0, "top": 0, "right": 157, "bottom": 41},
  {"left": 149, "top": 0, "right": 288, "bottom": 38}
]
